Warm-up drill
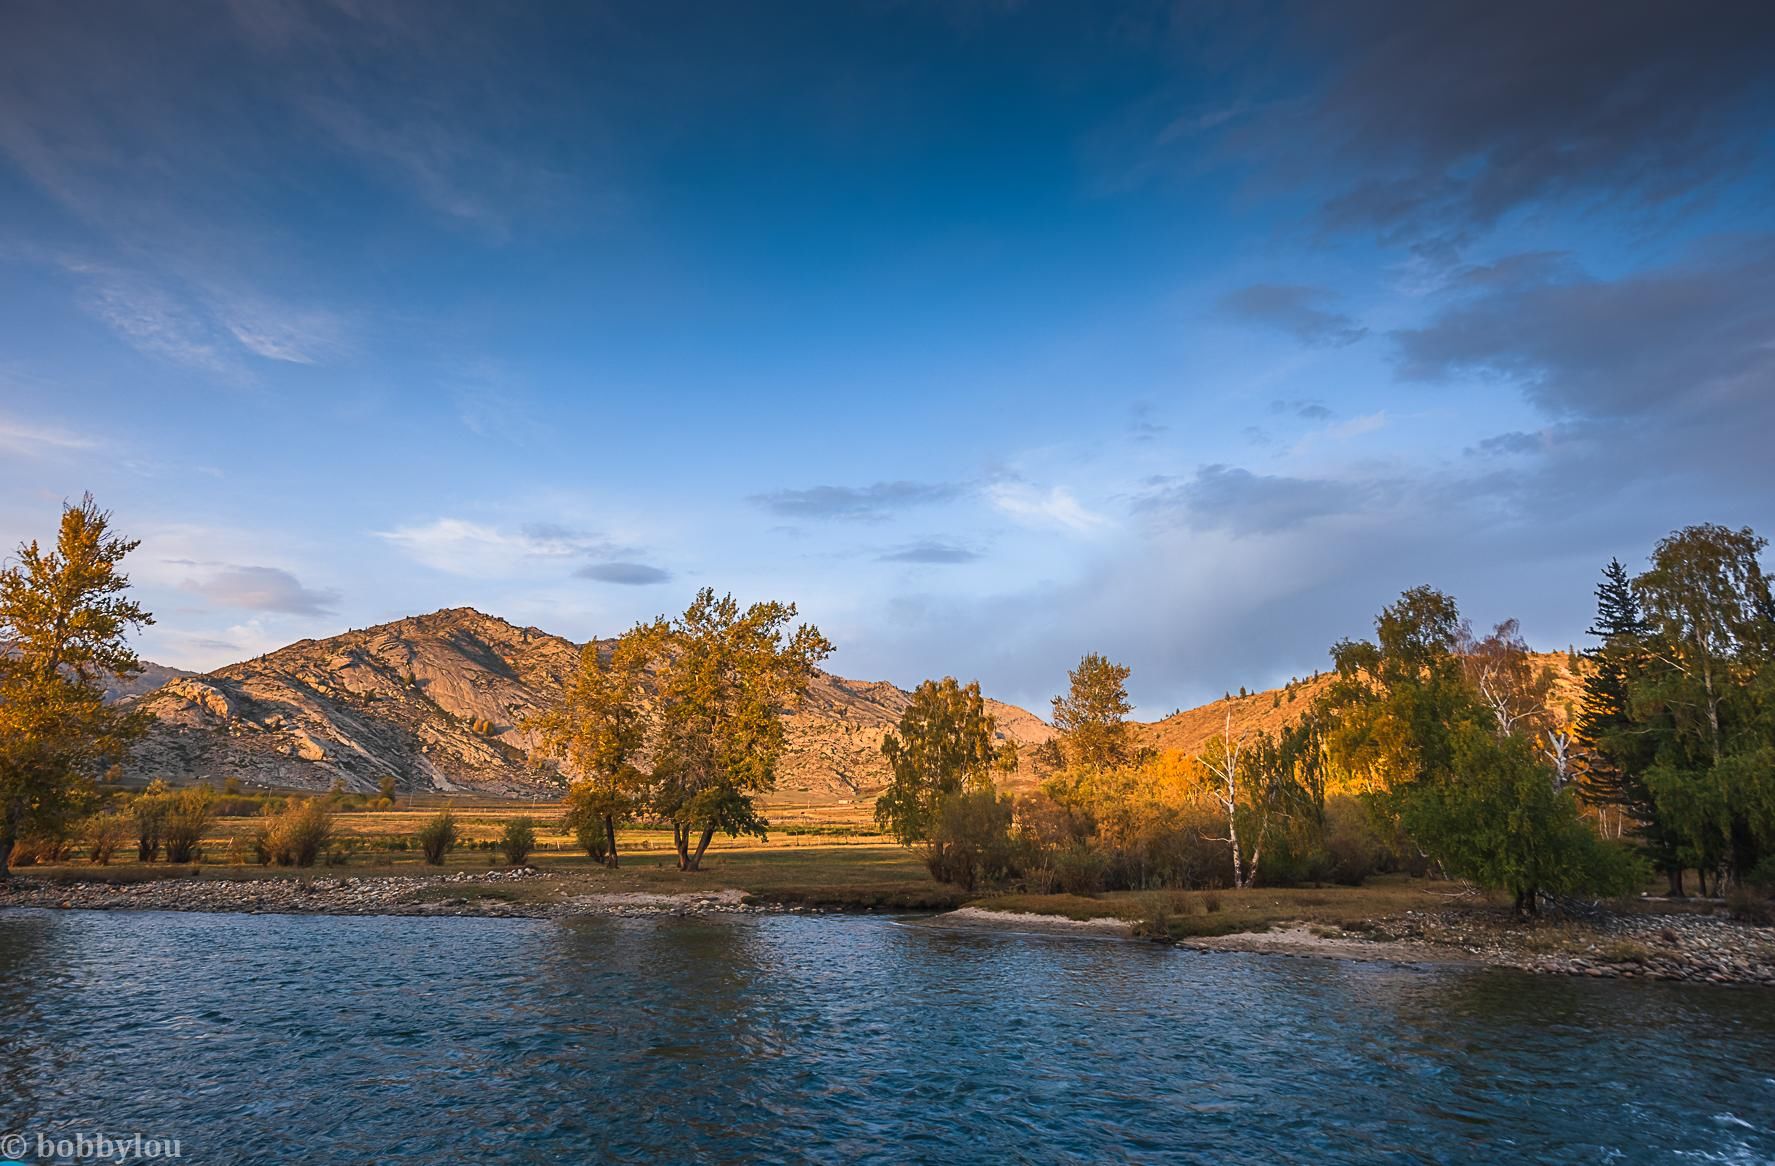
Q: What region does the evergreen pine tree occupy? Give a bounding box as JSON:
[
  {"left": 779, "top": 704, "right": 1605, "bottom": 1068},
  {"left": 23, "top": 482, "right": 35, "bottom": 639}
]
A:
[{"left": 1574, "top": 558, "right": 1679, "bottom": 890}]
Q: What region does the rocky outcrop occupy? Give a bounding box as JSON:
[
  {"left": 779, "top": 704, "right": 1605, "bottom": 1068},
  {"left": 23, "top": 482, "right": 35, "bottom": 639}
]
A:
[{"left": 125, "top": 607, "right": 1053, "bottom": 798}]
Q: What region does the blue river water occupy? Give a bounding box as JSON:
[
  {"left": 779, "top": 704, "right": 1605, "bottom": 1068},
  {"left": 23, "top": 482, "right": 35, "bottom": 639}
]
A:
[{"left": 1, "top": 909, "right": 1772, "bottom": 1164}]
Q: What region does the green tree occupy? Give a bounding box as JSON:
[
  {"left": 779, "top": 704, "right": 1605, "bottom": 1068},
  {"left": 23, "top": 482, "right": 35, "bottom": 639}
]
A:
[
  {"left": 648, "top": 589, "right": 832, "bottom": 871},
  {"left": 874, "top": 677, "right": 999, "bottom": 862},
  {"left": 1401, "top": 725, "right": 1644, "bottom": 913},
  {"left": 1631, "top": 524, "right": 1775, "bottom": 888},
  {"left": 1051, "top": 653, "right": 1133, "bottom": 770},
  {"left": 528, "top": 628, "right": 653, "bottom": 867},
  {"left": 927, "top": 787, "right": 1016, "bottom": 890},
  {"left": 0, "top": 496, "right": 152, "bottom": 877}
]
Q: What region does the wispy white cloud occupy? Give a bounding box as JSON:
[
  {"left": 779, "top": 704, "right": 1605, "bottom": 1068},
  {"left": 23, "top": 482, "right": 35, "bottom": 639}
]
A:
[
  {"left": 50, "top": 256, "right": 344, "bottom": 376},
  {"left": 987, "top": 483, "right": 1108, "bottom": 534},
  {"left": 61, "top": 259, "right": 239, "bottom": 376},
  {"left": 376, "top": 517, "right": 621, "bottom": 578},
  {"left": 221, "top": 300, "right": 342, "bottom": 365},
  {"left": 0, "top": 412, "right": 97, "bottom": 456}
]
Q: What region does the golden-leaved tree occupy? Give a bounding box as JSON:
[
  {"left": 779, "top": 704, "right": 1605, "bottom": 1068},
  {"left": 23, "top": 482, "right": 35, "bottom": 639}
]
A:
[
  {"left": 528, "top": 627, "right": 654, "bottom": 867},
  {"left": 0, "top": 496, "right": 152, "bottom": 876},
  {"left": 647, "top": 589, "right": 831, "bottom": 871}
]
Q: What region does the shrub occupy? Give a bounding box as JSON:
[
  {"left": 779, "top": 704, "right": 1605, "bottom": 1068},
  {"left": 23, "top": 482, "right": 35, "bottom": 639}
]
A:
[
  {"left": 1054, "top": 845, "right": 1107, "bottom": 896},
  {"left": 265, "top": 798, "right": 336, "bottom": 867},
  {"left": 501, "top": 817, "right": 537, "bottom": 865},
  {"left": 378, "top": 776, "right": 398, "bottom": 802},
  {"left": 133, "top": 792, "right": 169, "bottom": 862},
  {"left": 13, "top": 831, "right": 77, "bottom": 866},
  {"left": 418, "top": 809, "right": 461, "bottom": 865},
  {"left": 86, "top": 812, "right": 129, "bottom": 865},
  {"left": 162, "top": 787, "right": 215, "bottom": 864},
  {"left": 222, "top": 776, "right": 242, "bottom": 795}
]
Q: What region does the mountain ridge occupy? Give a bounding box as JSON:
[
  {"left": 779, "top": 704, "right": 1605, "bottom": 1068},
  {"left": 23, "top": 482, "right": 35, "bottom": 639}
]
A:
[{"left": 125, "top": 607, "right": 1055, "bottom": 798}]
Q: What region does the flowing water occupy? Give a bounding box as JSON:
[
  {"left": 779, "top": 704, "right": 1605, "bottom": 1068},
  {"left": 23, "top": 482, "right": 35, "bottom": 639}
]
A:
[{"left": 2, "top": 910, "right": 1772, "bottom": 1164}]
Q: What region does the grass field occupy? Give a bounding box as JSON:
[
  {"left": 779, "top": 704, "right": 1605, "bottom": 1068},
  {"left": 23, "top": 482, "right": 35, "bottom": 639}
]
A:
[{"left": 16, "top": 791, "right": 1679, "bottom": 935}]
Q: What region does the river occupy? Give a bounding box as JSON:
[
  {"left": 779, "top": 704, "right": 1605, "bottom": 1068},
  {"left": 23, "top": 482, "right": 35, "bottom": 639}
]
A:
[{"left": 2, "top": 910, "right": 1772, "bottom": 1163}]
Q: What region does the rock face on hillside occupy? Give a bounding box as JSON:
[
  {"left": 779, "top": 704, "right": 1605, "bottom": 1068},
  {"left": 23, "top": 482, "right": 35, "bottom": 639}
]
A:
[
  {"left": 129, "top": 609, "right": 579, "bottom": 796},
  {"left": 126, "top": 608, "right": 1054, "bottom": 799},
  {"left": 1139, "top": 652, "right": 1583, "bottom": 773}
]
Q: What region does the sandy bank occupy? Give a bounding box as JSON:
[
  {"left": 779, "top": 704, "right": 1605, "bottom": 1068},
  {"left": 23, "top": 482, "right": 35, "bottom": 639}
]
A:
[{"left": 917, "top": 906, "right": 1133, "bottom": 937}]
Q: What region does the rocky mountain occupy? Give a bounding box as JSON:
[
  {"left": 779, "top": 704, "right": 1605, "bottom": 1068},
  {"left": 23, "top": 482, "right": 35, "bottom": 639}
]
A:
[{"left": 127, "top": 607, "right": 1054, "bottom": 799}]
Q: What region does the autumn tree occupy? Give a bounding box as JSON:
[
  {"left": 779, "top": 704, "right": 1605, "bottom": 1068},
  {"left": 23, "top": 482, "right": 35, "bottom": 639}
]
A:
[
  {"left": 0, "top": 496, "right": 152, "bottom": 876},
  {"left": 1051, "top": 653, "right": 1133, "bottom": 771},
  {"left": 529, "top": 627, "right": 654, "bottom": 867},
  {"left": 648, "top": 589, "right": 831, "bottom": 871},
  {"left": 874, "top": 677, "right": 1000, "bottom": 877},
  {"left": 1316, "top": 585, "right": 1471, "bottom": 795}
]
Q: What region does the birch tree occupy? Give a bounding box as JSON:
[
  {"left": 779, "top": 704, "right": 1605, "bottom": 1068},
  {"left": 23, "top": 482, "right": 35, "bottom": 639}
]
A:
[{"left": 1198, "top": 717, "right": 1255, "bottom": 888}]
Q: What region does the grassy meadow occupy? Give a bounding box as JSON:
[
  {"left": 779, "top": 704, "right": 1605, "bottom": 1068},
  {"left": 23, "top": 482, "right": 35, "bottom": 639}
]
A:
[{"left": 13, "top": 788, "right": 1551, "bottom": 932}]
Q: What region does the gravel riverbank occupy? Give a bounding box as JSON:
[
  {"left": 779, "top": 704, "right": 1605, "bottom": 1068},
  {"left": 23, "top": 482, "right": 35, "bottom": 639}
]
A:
[{"left": 1183, "top": 906, "right": 1775, "bottom": 986}]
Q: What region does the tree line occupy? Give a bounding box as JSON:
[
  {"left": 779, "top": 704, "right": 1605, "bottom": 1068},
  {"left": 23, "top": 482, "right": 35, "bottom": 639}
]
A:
[
  {"left": 4, "top": 496, "right": 1769, "bottom": 912},
  {"left": 875, "top": 523, "right": 1774, "bottom": 913}
]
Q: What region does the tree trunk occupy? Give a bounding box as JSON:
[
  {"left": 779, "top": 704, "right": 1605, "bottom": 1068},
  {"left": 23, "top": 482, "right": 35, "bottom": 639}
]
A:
[
  {"left": 687, "top": 823, "right": 717, "bottom": 872},
  {"left": 1513, "top": 887, "right": 1538, "bottom": 916},
  {"left": 1666, "top": 867, "right": 1686, "bottom": 898},
  {"left": 603, "top": 815, "right": 619, "bottom": 869},
  {"left": 1225, "top": 803, "right": 1245, "bottom": 890},
  {"left": 673, "top": 822, "right": 690, "bottom": 871}
]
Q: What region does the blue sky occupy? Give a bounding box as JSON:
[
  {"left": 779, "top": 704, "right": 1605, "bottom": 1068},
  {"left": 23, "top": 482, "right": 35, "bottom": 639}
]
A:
[{"left": 3, "top": 1, "right": 1772, "bottom": 716}]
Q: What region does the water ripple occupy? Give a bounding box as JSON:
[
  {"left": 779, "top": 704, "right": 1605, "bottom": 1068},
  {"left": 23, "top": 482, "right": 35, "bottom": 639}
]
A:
[{"left": 2, "top": 910, "right": 1772, "bottom": 1164}]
